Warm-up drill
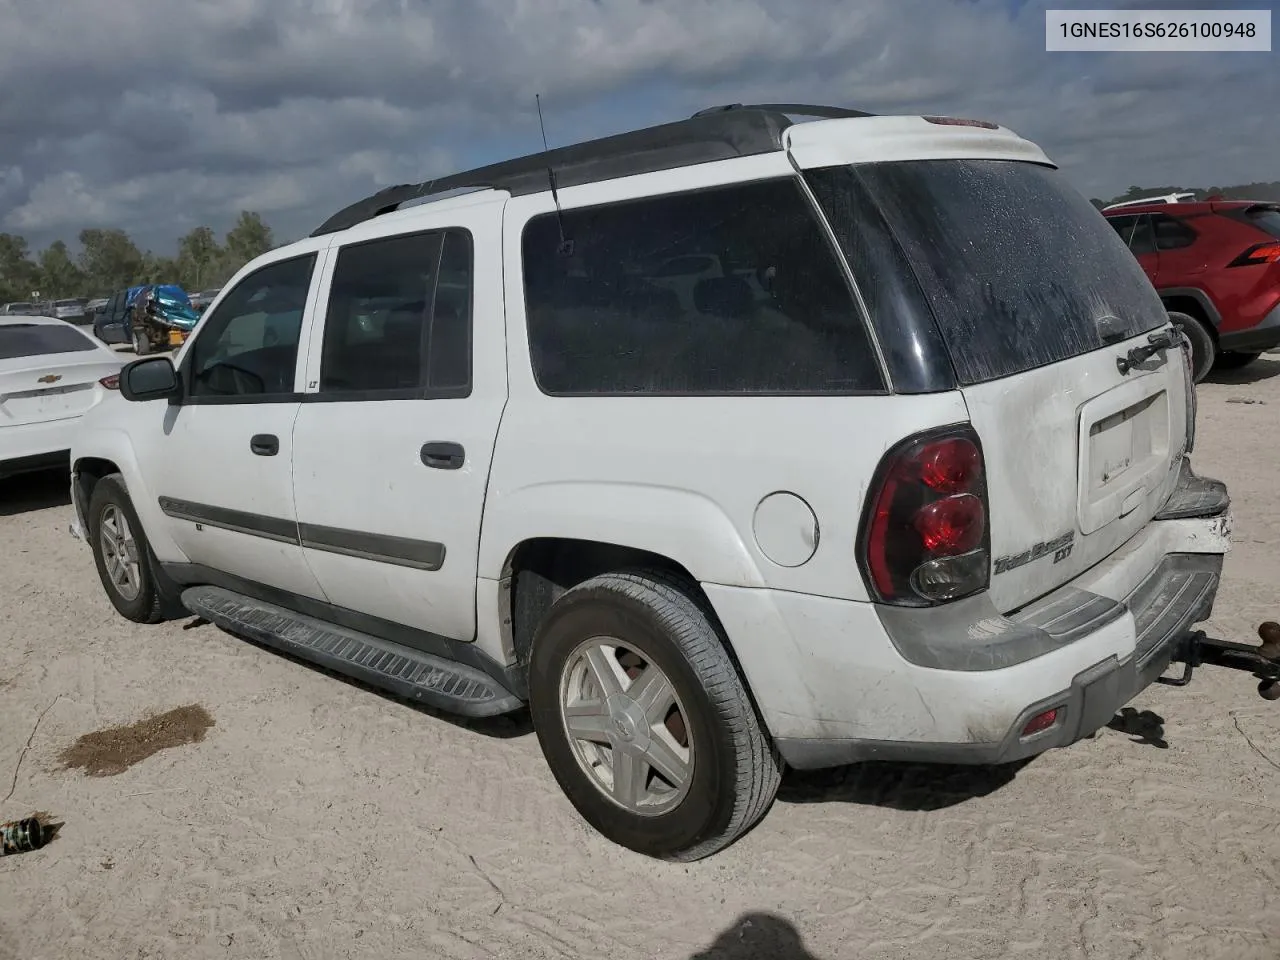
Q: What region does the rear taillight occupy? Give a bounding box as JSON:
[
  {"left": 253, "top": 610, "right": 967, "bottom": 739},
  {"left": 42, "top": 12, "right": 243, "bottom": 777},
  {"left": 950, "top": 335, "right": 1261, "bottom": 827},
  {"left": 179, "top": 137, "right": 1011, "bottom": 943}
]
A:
[
  {"left": 1227, "top": 240, "right": 1280, "bottom": 267},
  {"left": 99, "top": 375, "right": 120, "bottom": 390},
  {"left": 858, "top": 425, "right": 991, "bottom": 606}
]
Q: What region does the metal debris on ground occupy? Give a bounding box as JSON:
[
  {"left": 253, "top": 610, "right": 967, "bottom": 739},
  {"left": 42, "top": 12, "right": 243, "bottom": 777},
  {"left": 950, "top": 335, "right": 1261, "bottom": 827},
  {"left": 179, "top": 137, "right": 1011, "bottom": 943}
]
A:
[
  {"left": 1226, "top": 397, "right": 1266, "bottom": 404},
  {"left": 1, "top": 817, "right": 46, "bottom": 856}
]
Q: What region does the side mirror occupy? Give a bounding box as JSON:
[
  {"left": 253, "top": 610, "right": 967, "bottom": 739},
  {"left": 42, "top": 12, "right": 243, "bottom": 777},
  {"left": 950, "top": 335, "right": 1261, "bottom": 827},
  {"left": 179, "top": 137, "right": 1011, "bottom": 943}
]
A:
[{"left": 120, "top": 356, "right": 180, "bottom": 402}]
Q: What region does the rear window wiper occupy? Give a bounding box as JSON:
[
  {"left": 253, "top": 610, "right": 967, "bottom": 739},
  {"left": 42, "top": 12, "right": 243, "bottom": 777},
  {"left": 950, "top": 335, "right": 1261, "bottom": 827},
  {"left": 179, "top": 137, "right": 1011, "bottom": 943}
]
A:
[{"left": 1117, "top": 328, "right": 1179, "bottom": 374}]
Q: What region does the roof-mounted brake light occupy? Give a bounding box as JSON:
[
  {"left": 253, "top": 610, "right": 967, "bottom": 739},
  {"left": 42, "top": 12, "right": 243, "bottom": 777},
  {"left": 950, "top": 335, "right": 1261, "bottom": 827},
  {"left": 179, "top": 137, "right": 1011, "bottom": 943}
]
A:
[{"left": 922, "top": 116, "right": 998, "bottom": 130}]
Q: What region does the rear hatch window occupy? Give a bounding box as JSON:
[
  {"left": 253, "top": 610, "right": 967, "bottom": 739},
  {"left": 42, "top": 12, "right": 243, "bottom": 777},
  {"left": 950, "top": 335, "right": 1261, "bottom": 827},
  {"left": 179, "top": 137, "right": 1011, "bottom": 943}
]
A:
[
  {"left": 0, "top": 323, "right": 98, "bottom": 360},
  {"left": 806, "top": 159, "right": 1169, "bottom": 386},
  {"left": 1221, "top": 203, "right": 1280, "bottom": 239}
]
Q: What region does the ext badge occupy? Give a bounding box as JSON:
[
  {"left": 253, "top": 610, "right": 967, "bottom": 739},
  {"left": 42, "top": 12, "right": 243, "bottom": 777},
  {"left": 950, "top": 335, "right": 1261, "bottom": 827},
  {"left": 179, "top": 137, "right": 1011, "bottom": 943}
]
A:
[
  {"left": 37, "top": 374, "right": 62, "bottom": 384},
  {"left": 994, "top": 531, "right": 1075, "bottom": 576}
]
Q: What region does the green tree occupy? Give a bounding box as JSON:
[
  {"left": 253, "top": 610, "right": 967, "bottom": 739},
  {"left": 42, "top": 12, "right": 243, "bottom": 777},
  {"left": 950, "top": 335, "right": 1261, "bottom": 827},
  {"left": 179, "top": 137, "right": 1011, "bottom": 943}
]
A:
[
  {"left": 217, "top": 211, "right": 274, "bottom": 283},
  {"left": 78, "top": 228, "right": 145, "bottom": 295},
  {"left": 176, "top": 225, "right": 222, "bottom": 292},
  {"left": 37, "top": 240, "right": 86, "bottom": 298},
  {"left": 140, "top": 253, "right": 181, "bottom": 285},
  {"left": 0, "top": 233, "right": 40, "bottom": 302}
]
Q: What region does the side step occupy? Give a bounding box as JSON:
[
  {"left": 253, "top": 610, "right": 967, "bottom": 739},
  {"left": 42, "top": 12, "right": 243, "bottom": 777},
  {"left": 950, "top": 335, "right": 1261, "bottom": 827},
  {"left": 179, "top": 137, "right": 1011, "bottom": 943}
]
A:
[{"left": 181, "top": 585, "right": 523, "bottom": 718}]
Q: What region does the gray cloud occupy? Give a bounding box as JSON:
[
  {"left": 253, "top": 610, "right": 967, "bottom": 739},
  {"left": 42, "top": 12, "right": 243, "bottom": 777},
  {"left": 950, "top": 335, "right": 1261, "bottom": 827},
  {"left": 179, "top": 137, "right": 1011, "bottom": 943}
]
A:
[{"left": 1, "top": 0, "right": 1275, "bottom": 252}]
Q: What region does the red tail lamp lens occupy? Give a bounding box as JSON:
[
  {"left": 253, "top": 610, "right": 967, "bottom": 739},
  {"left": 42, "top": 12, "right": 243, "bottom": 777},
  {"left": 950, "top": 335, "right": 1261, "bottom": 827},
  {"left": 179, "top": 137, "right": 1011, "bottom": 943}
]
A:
[
  {"left": 914, "top": 495, "right": 986, "bottom": 554},
  {"left": 99, "top": 375, "right": 120, "bottom": 390},
  {"left": 917, "top": 437, "right": 982, "bottom": 494}
]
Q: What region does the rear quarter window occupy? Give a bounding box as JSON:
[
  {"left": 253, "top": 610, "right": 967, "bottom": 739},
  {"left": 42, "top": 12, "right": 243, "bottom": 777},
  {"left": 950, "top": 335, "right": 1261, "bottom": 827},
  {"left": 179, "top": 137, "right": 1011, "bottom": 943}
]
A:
[
  {"left": 0, "top": 323, "right": 98, "bottom": 360},
  {"left": 807, "top": 160, "right": 1169, "bottom": 386},
  {"left": 521, "top": 178, "right": 885, "bottom": 396}
]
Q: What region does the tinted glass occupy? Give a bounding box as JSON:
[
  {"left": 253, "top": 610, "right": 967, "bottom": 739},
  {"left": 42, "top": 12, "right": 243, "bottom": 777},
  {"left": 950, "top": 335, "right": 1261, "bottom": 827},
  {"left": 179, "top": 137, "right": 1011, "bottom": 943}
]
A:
[
  {"left": 319, "top": 229, "right": 472, "bottom": 395},
  {"left": 1152, "top": 214, "right": 1196, "bottom": 250},
  {"left": 1224, "top": 205, "right": 1280, "bottom": 240},
  {"left": 0, "top": 323, "right": 97, "bottom": 359},
  {"left": 188, "top": 254, "right": 316, "bottom": 398},
  {"left": 813, "top": 160, "right": 1168, "bottom": 386},
  {"left": 522, "top": 179, "right": 883, "bottom": 395}
]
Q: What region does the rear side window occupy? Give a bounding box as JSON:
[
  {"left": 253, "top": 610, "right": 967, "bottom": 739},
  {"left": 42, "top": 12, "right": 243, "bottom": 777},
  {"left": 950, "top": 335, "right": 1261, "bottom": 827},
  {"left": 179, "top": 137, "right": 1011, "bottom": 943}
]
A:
[
  {"left": 0, "top": 323, "right": 97, "bottom": 359},
  {"left": 1152, "top": 214, "right": 1196, "bottom": 250},
  {"left": 521, "top": 178, "right": 884, "bottom": 396},
  {"left": 807, "top": 160, "right": 1168, "bottom": 387},
  {"left": 319, "top": 229, "right": 471, "bottom": 396}
]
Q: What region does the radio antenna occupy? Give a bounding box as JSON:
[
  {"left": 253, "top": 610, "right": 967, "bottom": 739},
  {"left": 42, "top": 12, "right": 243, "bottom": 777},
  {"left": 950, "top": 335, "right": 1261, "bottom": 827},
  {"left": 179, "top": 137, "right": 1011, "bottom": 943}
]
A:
[{"left": 536, "top": 93, "right": 573, "bottom": 256}]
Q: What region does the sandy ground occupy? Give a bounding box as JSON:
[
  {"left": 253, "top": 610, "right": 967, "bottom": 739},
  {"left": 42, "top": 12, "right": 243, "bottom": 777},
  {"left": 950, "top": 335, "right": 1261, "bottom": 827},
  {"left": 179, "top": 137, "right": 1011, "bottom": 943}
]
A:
[{"left": 2, "top": 363, "right": 1279, "bottom": 960}]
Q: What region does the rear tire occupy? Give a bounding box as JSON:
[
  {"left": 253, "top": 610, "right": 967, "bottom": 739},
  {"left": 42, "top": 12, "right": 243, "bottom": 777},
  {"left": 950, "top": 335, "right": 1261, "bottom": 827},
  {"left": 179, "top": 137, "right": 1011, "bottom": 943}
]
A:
[
  {"left": 1168, "top": 311, "right": 1214, "bottom": 383},
  {"left": 88, "top": 474, "right": 165, "bottom": 624},
  {"left": 1213, "top": 350, "right": 1261, "bottom": 371},
  {"left": 528, "top": 570, "right": 781, "bottom": 861}
]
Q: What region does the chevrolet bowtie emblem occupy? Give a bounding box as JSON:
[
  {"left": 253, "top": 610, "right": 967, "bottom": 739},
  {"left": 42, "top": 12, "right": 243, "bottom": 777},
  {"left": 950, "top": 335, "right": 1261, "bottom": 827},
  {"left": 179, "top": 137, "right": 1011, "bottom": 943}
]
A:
[{"left": 37, "top": 374, "right": 62, "bottom": 384}]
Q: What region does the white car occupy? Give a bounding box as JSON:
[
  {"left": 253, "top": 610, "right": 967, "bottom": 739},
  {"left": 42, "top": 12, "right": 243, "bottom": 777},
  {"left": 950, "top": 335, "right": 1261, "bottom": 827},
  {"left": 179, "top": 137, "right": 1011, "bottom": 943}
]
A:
[
  {"left": 1, "top": 315, "right": 124, "bottom": 480},
  {"left": 70, "top": 104, "right": 1238, "bottom": 861}
]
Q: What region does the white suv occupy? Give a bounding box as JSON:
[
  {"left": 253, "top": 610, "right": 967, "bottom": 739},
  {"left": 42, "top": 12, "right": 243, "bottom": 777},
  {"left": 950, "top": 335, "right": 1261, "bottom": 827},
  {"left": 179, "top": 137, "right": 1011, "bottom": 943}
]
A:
[{"left": 70, "top": 104, "right": 1233, "bottom": 861}]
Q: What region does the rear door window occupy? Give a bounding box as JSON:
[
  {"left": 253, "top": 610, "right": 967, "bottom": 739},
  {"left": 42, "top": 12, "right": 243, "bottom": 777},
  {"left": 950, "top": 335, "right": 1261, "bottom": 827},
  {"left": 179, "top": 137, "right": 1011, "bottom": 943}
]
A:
[
  {"left": 0, "top": 323, "right": 97, "bottom": 359},
  {"left": 521, "top": 178, "right": 884, "bottom": 396},
  {"left": 318, "top": 228, "right": 471, "bottom": 397},
  {"left": 806, "top": 160, "right": 1168, "bottom": 387}
]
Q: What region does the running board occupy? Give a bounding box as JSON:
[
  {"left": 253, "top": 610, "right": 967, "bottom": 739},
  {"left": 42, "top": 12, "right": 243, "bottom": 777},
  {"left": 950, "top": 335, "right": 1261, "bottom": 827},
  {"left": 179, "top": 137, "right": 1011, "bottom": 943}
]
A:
[{"left": 181, "top": 585, "right": 523, "bottom": 718}]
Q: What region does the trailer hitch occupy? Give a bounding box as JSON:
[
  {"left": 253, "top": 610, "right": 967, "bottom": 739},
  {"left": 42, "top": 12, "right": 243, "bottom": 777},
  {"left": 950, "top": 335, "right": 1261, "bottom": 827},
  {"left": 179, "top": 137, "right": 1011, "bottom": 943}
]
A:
[{"left": 1163, "top": 624, "right": 1280, "bottom": 700}]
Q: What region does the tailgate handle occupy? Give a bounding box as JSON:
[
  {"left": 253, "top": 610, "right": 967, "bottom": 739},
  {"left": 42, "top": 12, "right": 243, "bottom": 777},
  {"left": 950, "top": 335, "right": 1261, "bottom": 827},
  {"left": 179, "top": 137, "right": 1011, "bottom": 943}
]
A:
[{"left": 250, "top": 434, "right": 279, "bottom": 457}]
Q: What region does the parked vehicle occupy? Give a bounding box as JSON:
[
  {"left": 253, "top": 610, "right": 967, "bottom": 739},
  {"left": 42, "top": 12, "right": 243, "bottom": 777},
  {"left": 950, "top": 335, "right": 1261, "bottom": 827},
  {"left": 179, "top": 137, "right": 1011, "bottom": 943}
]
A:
[
  {"left": 1103, "top": 198, "right": 1280, "bottom": 380},
  {"left": 128, "top": 285, "right": 200, "bottom": 354},
  {"left": 0, "top": 315, "right": 124, "bottom": 480},
  {"left": 0, "top": 302, "right": 40, "bottom": 316},
  {"left": 70, "top": 104, "right": 1234, "bottom": 861},
  {"left": 189, "top": 289, "right": 222, "bottom": 314},
  {"left": 50, "top": 298, "right": 90, "bottom": 325},
  {"left": 93, "top": 285, "right": 199, "bottom": 353},
  {"left": 85, "top": 297, "right": 109, "bottom": 317}
]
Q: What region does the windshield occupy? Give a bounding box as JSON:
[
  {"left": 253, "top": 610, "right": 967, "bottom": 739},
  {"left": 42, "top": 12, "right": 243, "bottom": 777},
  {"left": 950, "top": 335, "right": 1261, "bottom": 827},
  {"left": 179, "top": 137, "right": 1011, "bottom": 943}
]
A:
[
  {"left": 806, "top": 159, "right": 1168, "bottom": 386},
  {"left": 0, "top": 323, "right": 97, "bottom": 359},
  {"left": 54, "top": 299, "right": 82, "bottom": 307}
]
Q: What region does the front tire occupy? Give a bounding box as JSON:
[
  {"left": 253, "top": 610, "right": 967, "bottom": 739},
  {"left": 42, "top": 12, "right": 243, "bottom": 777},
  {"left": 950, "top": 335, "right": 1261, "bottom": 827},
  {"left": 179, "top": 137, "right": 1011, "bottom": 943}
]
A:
[
  {"left": 133, "top": 328, "right": 151, "bottom": 356},
  {"left": 528, "top": 570, "right": 781, "bottom": 861},
  {"left": 1168, "top": 311, "right": 1214, "bottom": 383},
  {"left": 88, "top": 474, "right": 165, "bottom": 623}
]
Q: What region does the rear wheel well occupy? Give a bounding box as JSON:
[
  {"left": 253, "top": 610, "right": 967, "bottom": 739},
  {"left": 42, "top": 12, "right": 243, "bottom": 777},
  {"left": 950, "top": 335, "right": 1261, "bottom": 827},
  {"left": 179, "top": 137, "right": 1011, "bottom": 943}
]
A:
[
  {"left": 504, "top": 539, "right": 705, "bottom": 676},
  {"left": 1160, "top": 295, "right": 1217, "bottom": 340}
]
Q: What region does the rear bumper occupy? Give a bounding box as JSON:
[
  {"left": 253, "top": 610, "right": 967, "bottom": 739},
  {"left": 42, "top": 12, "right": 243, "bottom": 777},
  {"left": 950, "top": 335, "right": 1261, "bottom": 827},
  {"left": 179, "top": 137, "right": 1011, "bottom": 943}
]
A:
[
  {"left": 1218, "top": 302, "right": 1280, "bottom": 353},
  {"left": 0, "top": 419, "right": 80, "bottom": 479},
  {"left": 705, "top": 489, "right": 1230, "bottom": 770},
  {"left": 776, "top": 552, "right": 1220, "bottom": 769}
]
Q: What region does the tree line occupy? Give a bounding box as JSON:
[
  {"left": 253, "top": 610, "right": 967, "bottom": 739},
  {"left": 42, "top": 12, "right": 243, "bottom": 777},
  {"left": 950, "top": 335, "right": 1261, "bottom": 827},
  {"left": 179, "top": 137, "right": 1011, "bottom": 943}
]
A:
[{"left": 0, "top": 211, "right": 277, "bottom": 304}]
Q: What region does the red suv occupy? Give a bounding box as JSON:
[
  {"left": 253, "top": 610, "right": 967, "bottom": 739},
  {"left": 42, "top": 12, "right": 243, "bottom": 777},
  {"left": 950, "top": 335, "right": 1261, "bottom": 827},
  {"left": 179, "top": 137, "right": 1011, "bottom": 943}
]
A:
[{"left": 1103, "top": 198, "right": 1280, "bottom": 380}]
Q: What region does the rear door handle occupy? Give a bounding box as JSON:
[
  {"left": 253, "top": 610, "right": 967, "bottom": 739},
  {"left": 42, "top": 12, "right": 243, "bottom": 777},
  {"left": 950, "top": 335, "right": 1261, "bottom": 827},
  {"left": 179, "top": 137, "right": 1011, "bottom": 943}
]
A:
[
  {"left": 250, "top": 434, "right": 279, "bottom": 457},
  {"left": 421, "top": 442, "right": 465, "bottom": 470}
]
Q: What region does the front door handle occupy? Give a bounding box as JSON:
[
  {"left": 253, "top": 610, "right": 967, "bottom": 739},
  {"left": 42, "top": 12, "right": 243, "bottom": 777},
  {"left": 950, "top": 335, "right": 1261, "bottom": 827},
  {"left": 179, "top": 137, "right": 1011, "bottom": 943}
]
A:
[
  {"left": 421, "top": 441, "right": 465, "bottom": 470},
  {"left": 250, "top": 434, "right": 279, "bottom": 457}
]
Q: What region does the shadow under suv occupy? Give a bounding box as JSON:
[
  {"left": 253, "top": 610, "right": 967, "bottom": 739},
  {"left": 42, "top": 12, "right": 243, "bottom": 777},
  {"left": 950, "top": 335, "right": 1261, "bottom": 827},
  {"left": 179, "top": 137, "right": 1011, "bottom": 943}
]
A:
[{"left": 1104, "top": 198, "right": 1280, "bottom": 380}]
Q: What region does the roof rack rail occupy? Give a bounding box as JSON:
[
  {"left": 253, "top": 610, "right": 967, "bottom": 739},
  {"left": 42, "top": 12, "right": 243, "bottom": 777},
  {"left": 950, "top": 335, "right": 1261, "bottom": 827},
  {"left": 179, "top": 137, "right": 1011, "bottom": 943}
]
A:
[
  {"left": 692, "top": 102, "right": 876, "bottom": 120},
  {"left": 312, "top": 102, "right": 875, "bottom": 237},
  {"left": 1102, "top": 192, "right": 1197, "bottom": 212}
]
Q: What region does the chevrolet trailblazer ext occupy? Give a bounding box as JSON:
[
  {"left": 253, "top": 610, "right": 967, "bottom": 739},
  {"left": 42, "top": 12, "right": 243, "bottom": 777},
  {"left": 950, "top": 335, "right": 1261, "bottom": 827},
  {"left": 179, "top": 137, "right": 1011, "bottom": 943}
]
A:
[{"left": 71, "top": 104, "right": 1233, "bottom": 861}]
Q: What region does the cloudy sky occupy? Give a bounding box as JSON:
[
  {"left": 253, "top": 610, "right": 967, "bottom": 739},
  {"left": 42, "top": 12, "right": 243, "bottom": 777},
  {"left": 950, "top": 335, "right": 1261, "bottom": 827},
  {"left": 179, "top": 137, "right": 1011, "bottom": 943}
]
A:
[{"left": 1, "top": 0, "right": 1275, "bottom": 254}]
